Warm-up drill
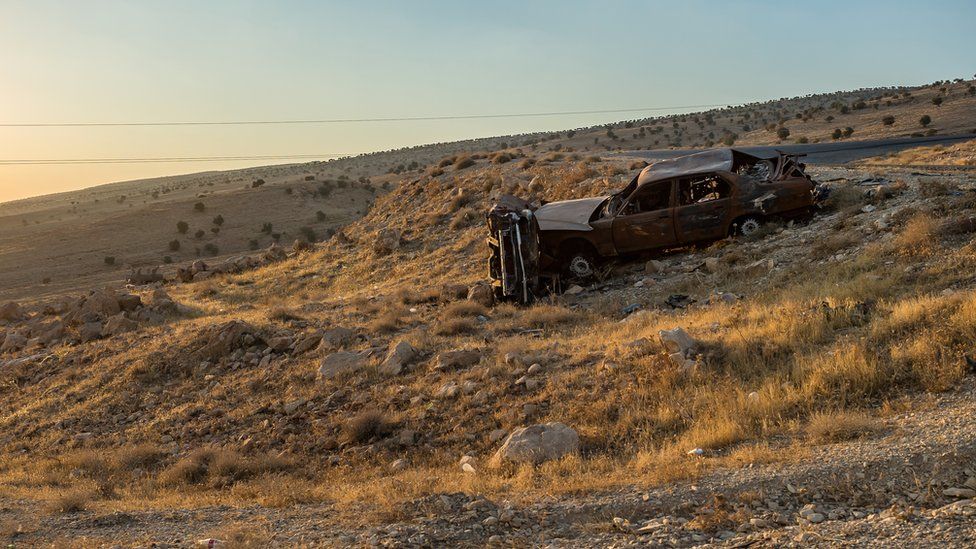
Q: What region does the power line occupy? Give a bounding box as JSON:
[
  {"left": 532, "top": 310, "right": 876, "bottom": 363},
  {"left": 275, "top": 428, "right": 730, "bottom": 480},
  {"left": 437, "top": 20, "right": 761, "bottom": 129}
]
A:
[
  {"left": 0, "top": 103, "right": 728, "bottom": 128},
  {"left": 0, "top": 153, "right": 352, "bottom": 165}
]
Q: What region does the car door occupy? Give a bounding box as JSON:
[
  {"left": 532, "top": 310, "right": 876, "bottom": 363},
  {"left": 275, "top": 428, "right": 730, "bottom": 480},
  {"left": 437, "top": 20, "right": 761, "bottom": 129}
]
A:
[
  {"left": 673, "top": 174, "right": 732, "bottom": 243},
  {"left": 611, "top": 180, "right": 676, "bottom": 253}
]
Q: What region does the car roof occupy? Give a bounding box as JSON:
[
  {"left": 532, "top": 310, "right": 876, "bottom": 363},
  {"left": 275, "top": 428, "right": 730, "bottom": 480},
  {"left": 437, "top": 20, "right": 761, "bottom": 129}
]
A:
[{"left": 636, "top": 148, "right": 774, "bottom": 186}]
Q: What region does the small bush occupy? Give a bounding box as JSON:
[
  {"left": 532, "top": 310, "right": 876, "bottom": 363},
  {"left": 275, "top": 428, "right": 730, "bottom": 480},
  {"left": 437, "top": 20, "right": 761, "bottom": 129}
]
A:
[
  {"left": 213, "top": 214, "right": 224, "bottom": 226},
  {"left": 315, "top": 210, "right": 327, "bottom": 222},
  {"left": 103, "top": 256, "right": 116, "bottom": 266},
  {"left": 932, "top": 97, "right": 943, "bottom": 107},
  {"left": 882, "top": 115, "right": 895, "bottom": 126},
  {"left": 252, "top": 178, "right": 265, "bottom": 188},
  {"left": 194, "top": 202, "right": 205, "bottom": 212},
  {"left": 298, "top": 226, "right": 318, "bottom": 243},
  {"left": 195, "top": 229, "right": 205, "bottom": 239},
  {"left": 433, "top": 318, "right": 479, "bottom": 336},
  {"left": 919, "top": 114, "right": 931, "bottom": 127},
  {"left": 168, "top": 239, "right": 181, "bottom": 251},
  {"left": 806, "top": 410, "right": 878, "bottom": 443},
  {"left": 176, "top": 221, "right": 189, "bottom": 234},
  {"left": 47, "top": 489, "right": 92, "bottom": 514},
  {"left": 341, "top": 410, "right": 392, "bottom": 444},
  {"left": 453, "top": 155, "right": 475, "bottom": 170},
  {"left": 776, "top": 127, "right": 790, "bottom": 140},
  {"left": 248, "top": 239, "right": 259, "bottom": 250},
  {"left": 203, "top": 243, "right": 219, "bottom": 255}
]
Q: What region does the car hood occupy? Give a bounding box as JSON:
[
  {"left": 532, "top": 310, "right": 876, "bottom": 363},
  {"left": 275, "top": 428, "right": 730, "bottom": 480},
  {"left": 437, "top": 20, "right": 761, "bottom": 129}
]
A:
[{"left": 535, "top": 196, "right": 608, "bottom": 231}]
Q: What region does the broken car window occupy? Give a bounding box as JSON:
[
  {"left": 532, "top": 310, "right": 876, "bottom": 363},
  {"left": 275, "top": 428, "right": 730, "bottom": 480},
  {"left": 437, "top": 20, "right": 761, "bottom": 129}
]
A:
[
  {"left": 622, "top": 181, "right": 670, "bottom": 214},
  {"left": 678, "top": 175, "right": 730, "bottom": 206}
]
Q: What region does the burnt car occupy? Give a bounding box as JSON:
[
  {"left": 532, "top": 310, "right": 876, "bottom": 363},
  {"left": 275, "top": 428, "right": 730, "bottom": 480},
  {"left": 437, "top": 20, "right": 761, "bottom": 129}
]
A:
[{"left": 487, "top": 148, "right": 820, "bottom": 302}]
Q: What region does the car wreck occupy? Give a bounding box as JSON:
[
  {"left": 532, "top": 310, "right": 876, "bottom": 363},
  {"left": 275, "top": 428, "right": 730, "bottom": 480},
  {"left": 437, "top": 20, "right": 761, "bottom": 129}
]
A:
[{"left": 487, "top": 148, "right": 822, "bottom": 303}]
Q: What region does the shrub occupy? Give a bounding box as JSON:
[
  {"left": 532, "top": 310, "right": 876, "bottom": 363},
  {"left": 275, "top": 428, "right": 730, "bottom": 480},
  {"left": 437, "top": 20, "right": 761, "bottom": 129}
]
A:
[
  {"left": 920, "top": 114, "right": 931, "bottom": 127},
  {"left": 315, "top": 210, "right": 326, "bottom": 222},
  {"left": 213, "top": 214, "right": 224, "bottom": 226},
  {"left": 195, "top": 229, "right": 205, "bottom": 239},
  {"left": 932, "top": 97, "right": 943, "bottom": 107},
  {"left": 193, "top": 202, "right": 205, "bottom": 212},
  {"left": 252, "top": 179, "right": 265, "bottom": 188},
  {"left": 776, "top": 127, "right": 790, "bottom": 140},
  {"left": 168, "top": 239, "right": 180, "bottom": 251},
  {"left": 882, "top": 115, "right": 895, "bottom": 126},
  {"left": 210, "top": 227, "right": 220, "bottom": 235},
  {"left": 341, "top": 410, "right": 392, "bottom": 444},
  {"left": 248, "top": 239, "right": 259, "bottom": 250},
  {"left": 796, "top": 136, "right": 809, "bottom": 144},
  {"left": 163, "top": 256, "right": 172, "bottom": 263},
  {"left": 261, "top": 222, "right": 273, "bottom": 234},
  {"left": 103, "top": 256, "right": 116, "bottom": 266},
  {"left": 453, "top": 155, "right": 475, "bottom": 170},
  {"left": 831, "top": 128, "right": 843, "bottom": 140},
  {"left": 176, "top": 221, "right": 189, "bottom": 234},
  {"left": 298, "top": 226, "right": 318, "bottom": 243},
  {"left": 842, "top": 127, "right": 854, "bottom": 137},
  {"left": 806, "top": 410, "right": 878, "bottom": 443},
  {"left": 203, "top": 243, "right": 219, "bottom": 255}
]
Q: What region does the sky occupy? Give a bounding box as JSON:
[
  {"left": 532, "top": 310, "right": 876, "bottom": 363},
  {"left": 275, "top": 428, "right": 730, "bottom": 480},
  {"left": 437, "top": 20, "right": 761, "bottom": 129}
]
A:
[{"left": 1, "top": 0, "right": 974, "bottom": 202}]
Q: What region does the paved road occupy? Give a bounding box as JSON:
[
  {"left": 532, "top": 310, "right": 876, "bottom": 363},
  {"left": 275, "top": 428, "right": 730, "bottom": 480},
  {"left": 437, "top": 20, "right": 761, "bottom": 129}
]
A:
[{"left": 622, "top": 133, "right": 976, "bottom": 165}]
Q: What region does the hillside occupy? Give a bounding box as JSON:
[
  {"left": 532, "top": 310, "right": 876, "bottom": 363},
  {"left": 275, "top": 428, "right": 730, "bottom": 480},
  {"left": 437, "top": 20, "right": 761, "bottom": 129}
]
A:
[
  {"left": 2, "top": 118, "right": 976, "bottom": 545},
  {"left": 3, "top": 78, "right": 975, "bottom": 306}
]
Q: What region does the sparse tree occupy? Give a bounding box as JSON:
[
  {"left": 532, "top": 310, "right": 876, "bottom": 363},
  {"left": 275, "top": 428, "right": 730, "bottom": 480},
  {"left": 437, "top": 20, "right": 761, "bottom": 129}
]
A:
[
  {"left": 843, "top": 127, "right": 854, "bottom": 138},
  {"left": 212, "top": 214, "right": 224, "bottom": 226},
  {"left": 831, "top": 128, "right": 843, "bottom": 140},
  {"left": 920, "top": 114, "right": 932, "bottom": 127},
  {"left": 776, "top": 127, "right": 790, "bottom": 140},
  {"left": 176, "top": 221, "right": 189, "bottom": 234},
  {"left": 932, "top": 97, "right": 943, "bottom": 107}
]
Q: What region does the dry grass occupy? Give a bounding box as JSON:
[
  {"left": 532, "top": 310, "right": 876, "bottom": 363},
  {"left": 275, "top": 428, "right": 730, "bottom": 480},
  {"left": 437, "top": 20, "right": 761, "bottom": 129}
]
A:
[
  {"left": 892, "top": 213, "right": 937, "bottom": 256},
  {"left": 341, "top": 409, "right": 392, "bottom": 445},
  {"left": 806, "top": 410, "right": 880, "bottom": 443},
  {"left": 46, "top": 488, "right": 93, "bottom": 514}
]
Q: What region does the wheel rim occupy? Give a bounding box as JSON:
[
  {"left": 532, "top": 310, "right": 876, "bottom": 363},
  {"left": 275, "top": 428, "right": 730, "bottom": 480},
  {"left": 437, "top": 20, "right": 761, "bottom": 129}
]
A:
[
  {"left": 740, "top": 219, "right": 760, "bottom": 236},
  {"left": 568, "top": 256, "right": 594, "bottom": 278}
]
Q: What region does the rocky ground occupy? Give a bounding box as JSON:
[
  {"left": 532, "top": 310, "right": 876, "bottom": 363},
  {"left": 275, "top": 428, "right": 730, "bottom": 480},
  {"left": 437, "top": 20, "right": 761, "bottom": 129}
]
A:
[{"left": 2, "top": 376, "right": 975, "bottom": 547}]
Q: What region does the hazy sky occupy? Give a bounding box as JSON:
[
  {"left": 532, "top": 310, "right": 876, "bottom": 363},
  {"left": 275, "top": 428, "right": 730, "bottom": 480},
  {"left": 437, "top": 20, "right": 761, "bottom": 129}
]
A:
[{"left": 1, "top": 0, "right": 974, "bottom": 202}]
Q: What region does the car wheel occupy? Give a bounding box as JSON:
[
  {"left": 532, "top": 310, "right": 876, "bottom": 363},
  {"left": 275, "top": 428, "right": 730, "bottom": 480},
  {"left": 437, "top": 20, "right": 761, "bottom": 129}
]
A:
[
  {"left": 566, "top": 252, "right": 595, "bottom": 280},
  {"left": 737, "top": 216, "right": 761, "bottom": 237}
]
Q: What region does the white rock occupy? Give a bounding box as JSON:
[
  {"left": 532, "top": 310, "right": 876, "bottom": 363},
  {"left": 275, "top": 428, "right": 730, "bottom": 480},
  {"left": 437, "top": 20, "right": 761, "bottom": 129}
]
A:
[{"left": 491, "top": 422, "right": 579, "bottom": 466}]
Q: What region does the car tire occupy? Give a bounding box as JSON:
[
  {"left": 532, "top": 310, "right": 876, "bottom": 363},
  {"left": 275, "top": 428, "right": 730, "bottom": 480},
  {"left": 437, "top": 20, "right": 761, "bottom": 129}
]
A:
[{"left": 737, "top": 216, "right": 762, "bottom": 237}]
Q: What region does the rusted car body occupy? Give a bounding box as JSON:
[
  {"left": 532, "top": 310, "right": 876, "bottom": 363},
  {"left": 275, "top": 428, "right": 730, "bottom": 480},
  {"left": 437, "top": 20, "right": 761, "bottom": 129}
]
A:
[{"left": 487, "top": 148, "right": 819, "bottom": 302}]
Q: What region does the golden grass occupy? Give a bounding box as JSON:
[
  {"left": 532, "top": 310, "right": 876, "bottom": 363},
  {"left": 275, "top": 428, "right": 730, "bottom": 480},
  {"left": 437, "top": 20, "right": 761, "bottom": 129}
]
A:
[{"left": 806, "top": 410, "right": 880, "bottom": 443}]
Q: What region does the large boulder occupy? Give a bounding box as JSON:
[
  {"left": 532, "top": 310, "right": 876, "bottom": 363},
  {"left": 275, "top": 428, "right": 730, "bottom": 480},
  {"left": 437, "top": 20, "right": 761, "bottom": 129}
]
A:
[
  {"left": 379, "top": 340, "right": 419, "bottom": 376},
  {"left": 117, "top": 293, "right": 143, "bottom": 312},
  {"left": 0, "top": 301, "right": 25, "bottom": 322},
  {"left": 491, "top": 422, "right": 579, "bottom": 466},
  {"left": 373, "top": 228, "right": 401, "bottom": 255},
  {"left": 318, "top": 351, "right": 370, "bottom": 380},
  {"left": 78, "top": 322, "right": 103, "bottom": 343}
]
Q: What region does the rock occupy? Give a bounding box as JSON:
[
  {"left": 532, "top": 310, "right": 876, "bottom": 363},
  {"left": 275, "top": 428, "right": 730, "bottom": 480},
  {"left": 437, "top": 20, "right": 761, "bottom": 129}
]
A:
[
  {"left": 292, "top": 331, "right": 323, "bottom": 355},
  {"left": 192, "top": 320, "right": 260, "bottom": 361},
  {"left": 644, "top": 259, "right": 665, "bottom": 275},
  {"left": 373, "top": 228, "right": 401, "bottom": 255},
  {"left": 526, "top": 363, "right": 542, "bottom": 375},
  {"left": 459, "top": 455, "right": 478, "bottom": 472},
  {"left": 283, "top": 399, "right": 305, "bottom": 414},
  {"left": 658, "top": 327, "right": 698, "bottom": 356},
  {"left": 861, "top": 204, "right": 877, "bottom": 213},
  {"left": 147, "top": 288, "right": 178, "bottom": 314},
  {"left": 436, "top": 382, "right": 459, "bottom": 399},
  {"left": 491, "top": 422, "right": 579, "bottom": 466},
  {"left": 390, "top": 458, "right": 408, "bottom": 472},
  {"left": 0, "top": 301, "right": 25, "bottom": 322},
  {"left": 565, "top": 284, "right": 585, "bottom": 295},
  {"left": 79, "top": 321, "right": 103, "bottom": 342},
  {"left": 263, "top": 243, "right": 288, "bottom": 262},
  {"left": 944, "top": 487, "right": 976, "bottom": 498},
  {"left": 379, "top": 340, "right": 419, "bottom": 376},
  {"left": 0, "top": 332, "right": 27, "bottom": 353},
  {"left": 103, "top": 313, "right": 139, "bottom": 336},
  {"left": 318, "top": 351, "right": 370, "bottom": 380},
  {"left": 116, "top": 293, "right": 143, "bottom": 312},
  {"left": 489, "top": 429, "right": 508, "bottom": 443},
  {"left": 79, "top": 289, "right": 122, "bottom": 319},
  {"left": 467, "top": 283, "right": 495, "bottom": 308},
  {"left": 396, "top": 429, "right": 417, "bottom": 446},
  {"left": 268, "top": 336, "right": 293, "bottom": 353},
  {"left": 703, "top": 257, "right": 720, "bottom": 273},
  {"left": 434, "top": 349, "right": 481, "bottom": 371},
  {"left": 319, "top": 327, "right": 358, "bottom": 350},
  {"left": 806, "top": 512, "right": 825, "bottom": 523},
  {"left": 190, "top": 260, "right": 208, "bottom": 273}
]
